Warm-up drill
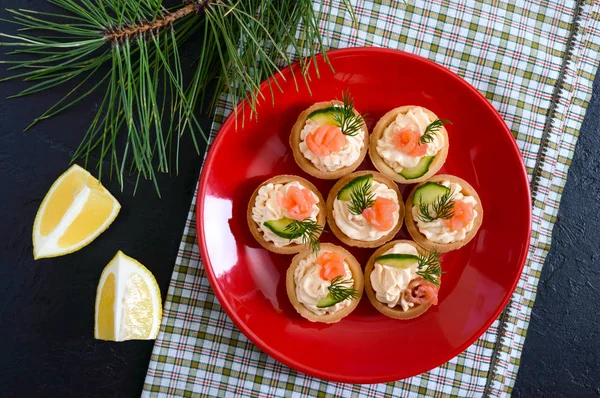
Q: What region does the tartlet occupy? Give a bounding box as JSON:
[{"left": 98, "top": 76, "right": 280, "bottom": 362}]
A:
[
  {"left": 286, "top": 243, "right": 364, "bottom": 323},
  {"left": 364, "top": 240, "right": 441, "bottom": 320},
  {"left": 369, "top": 105, "right": 449, "bottom": 184},
  {"left": 405, "top": 174, "right": 483, "bottom": 253},
  {"left": 290, "top": 100, "right": 369, "bottom": 179},
  {"left": 247, "top": 175, "right": 326, "bottom": 254},
  {"left": 326, "top": 170, "right": 404, "bottom": 248}
]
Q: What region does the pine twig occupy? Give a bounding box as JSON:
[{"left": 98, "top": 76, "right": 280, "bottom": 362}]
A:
[
  {"left": 105, "top": 3, "right": 198, "bottom": 41},
  {"left": 0, "top": 0, "right": 357, "bottom": 194}
]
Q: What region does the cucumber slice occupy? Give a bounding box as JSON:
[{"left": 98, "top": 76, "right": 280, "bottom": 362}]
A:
[
  {"left": 374, "top": 253, "right": 419, "bottom": 269},
  {"left": 307, "top": 106, "right": 341, "bottom": 126},
  {"left": 316, "top": 294, "right": 339, "bottom": 308},
  {"left": 337, "top": 174, "right": 373, "bottom": 201},
  {"left": 399, "top": 156, "right": 434, "bottom": 179},
  {"left": 412, "top": 182, "right": 450, "bottom": 205},
  {"left": 263, "top": 218, "right": 301, "bottom": 239}
]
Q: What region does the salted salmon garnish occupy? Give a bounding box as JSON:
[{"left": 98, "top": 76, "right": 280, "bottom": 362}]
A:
[
  {"left": 305, "top": 125, "right": 347, "bottom": 156},
  {"left": 442, "top": 200, "right": 474, "bottom": 231},
  {"left": 392, "top": 127, "right": 428, "bottom": 156},
  {"left": 406, "top": 277, "right": 439, "bottom": 305},
  {"left": 361, "top": 197, "right": 398, "bottom": 232},
  {"left": 317, "top": 251, "right": 346, "bottom": 280},
  {"left": 409, "top": 142, "right": 428, "bottom": 156},
  {"left": 276, "top": 186, "right": 317, "bottom": 221}
]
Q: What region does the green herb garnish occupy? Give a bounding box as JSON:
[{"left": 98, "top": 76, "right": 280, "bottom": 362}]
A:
[
  {"left": 328, "top": 275, "right": 360, "bottom": 302},
  {"left": 417, "top": 190, "right": 455, "bottom": 222},
  {"left": 332, "top": 89, "right": 366, "bottom": 136},
  {"left": 285, "top": 219, "right": 323, "bottom": 254},
  {"left": 420, "top": 119, "right": 452, "bottom": 144},
  {"left": 416, "top": 250, "right": 443, "bottom": 285},
  {"left": 347, "top": 178, "right": 376, "bottom": 216}
]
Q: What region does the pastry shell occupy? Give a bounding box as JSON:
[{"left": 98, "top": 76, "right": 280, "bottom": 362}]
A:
[
  {"left": 286, "top": 243, "right": 364, "bottom": 323},
  {"left": 290, "top": 100, "right": 369, "bottom": 179},
  {"left": 405, "top": 174, "right": 483, "bottom": 253},
  {"left": 364, "top": 240, "right": 438, "bottom": 320},
  {"left": 326, "top": 170, "right": 404, "bottom": 248},
  {"left": 247, "top": 175, "right": 326, "bottom": 254},
  {"left": 369, "top": 105, "right": 449, "bottom": 184}
]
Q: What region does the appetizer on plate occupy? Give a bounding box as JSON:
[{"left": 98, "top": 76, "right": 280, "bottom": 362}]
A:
[
  {"left": 247, "top": 175, "right": 326, "bottom": 254},
  {"left": 290, "top": 90, "right": 369, "bottom": 179},
  {"left": 370, "top": 105, "right": 450, "bottom": 183},
  {"left": 326, "top": 171, "right": 403, "bottom": 248},
  {"left": 405, "top": 174, "right": 483, "bottom": 253},
  {"left": 365, "top": 240, "right": 442, "bottom": 320},
  {"left": 286, "top": 243, "right": 364, "bottom": 323}
]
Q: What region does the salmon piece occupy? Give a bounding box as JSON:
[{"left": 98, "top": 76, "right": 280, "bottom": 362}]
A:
[
  {"left": 442, "top": 200, "right": 474, "bottom": 231},
  {"left": 393, "top": 127, "right": 428, "bottom": 156},
  {"left": 277, "top": 186, "right": 317, "bottom": 221},
  {"left": 362, "top": 197, "right": 398, "bottom": 231},
  {"left": 317, "top": 251, "right": 346, "bottom": 280},
  {"left": 409, "top": 142, "right": 428, "bottom": 156},
  {"left": 405, "top": 277, "right": 439, "bottom": 305},
  {"left": 305, "top": 125, "right": 347, "bottom": 156},
  {"left": 392, "top": 128, "right": 419, "bottom": 153}
]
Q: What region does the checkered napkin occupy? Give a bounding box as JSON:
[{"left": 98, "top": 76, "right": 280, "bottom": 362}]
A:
[{"left": 143, "top": 1, "right": 600, "bottom": 396}]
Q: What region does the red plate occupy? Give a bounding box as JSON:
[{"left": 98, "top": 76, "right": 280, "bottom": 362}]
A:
[{"left": 196, "top": 47, "right": 531, "bottom": 383}]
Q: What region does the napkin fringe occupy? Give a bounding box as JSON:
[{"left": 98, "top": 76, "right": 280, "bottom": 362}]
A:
[
  {"left": 486, "top": 0, "right": 586, "bottom": 395},
  {"left": 529, "top": 0, "right": 586, "bottom": 198}
]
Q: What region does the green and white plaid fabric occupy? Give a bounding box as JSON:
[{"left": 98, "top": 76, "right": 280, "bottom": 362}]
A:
[{"left": 143, "top": 1, "right": 600, "bottom": 396}]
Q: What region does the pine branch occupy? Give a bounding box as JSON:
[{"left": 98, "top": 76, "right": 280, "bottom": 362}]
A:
[
  {"left": 0, "top": 0, "right": 355, "bottom": 194},
  {"left": 104, "top": 2, "right": 207, "bottom": 42}
]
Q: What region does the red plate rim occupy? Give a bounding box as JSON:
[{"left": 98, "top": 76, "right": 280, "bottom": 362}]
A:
[{"left": 195, "top": 47, "right": 532, "bottom": 383}]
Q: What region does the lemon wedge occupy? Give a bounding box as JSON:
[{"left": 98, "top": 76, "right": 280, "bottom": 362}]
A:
[
  {"left": 32, "top": 164, "right": 120, "bottom": 259},
  {"left": 94, "top": 251, "right": 162, "bottom": 341}
]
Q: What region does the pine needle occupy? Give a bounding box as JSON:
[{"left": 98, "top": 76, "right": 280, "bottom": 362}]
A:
[{"left": 0, "top": 0, "right": 357, "bottom": 193}]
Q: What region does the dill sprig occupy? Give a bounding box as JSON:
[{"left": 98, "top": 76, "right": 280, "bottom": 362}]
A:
[
  {"left": 347, "top": 179, "right": 376, "bottom": 216},
  {"left": 285, "top": 219, "right": 323, "bottom": 254},
  {"left": 420, "top": 119, "right": 452, "bottom": 144},
  {"left": 327, "top": 275, "right": 360, "bottom": 303},
  {"left": 416, "top": 250, "right": 443, "bottom": 285},
  {"left": 332, "top": 89, "right": 366, "bottom": 136},
  {"left": 417, "top": 190, "right": 455, "bottom": 222}
]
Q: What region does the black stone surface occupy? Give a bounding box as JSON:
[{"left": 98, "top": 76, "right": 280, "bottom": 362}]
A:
[
  {"left": 0, "top": 2, "right": 209, "bottom": 397},
  {"left": 512, "top": 68, "right": 600, "bottom": 396},
  {"left": 0, "top": 2, "right": 598, "bottom": 396}
]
